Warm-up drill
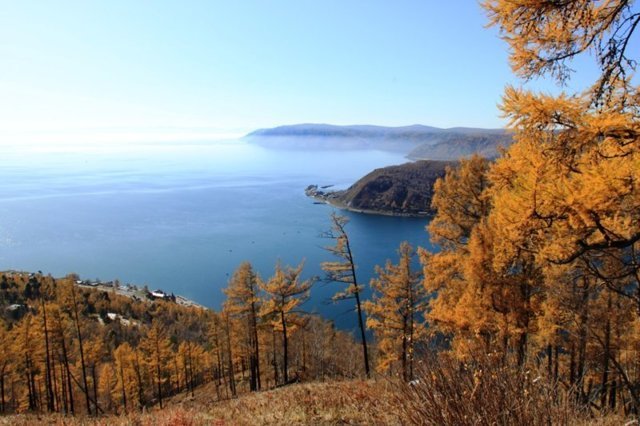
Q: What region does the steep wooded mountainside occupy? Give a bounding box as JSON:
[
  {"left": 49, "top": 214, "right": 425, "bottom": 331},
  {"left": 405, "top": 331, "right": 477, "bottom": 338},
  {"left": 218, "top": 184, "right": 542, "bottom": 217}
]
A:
[{"left": 307, "top": 160, "right": 453, "bottom": 216}]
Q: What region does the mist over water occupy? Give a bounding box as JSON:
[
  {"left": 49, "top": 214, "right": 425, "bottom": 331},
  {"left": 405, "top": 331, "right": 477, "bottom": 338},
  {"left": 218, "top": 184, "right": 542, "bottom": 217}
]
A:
[{"left": 0, "top": 140, "right": 433, "bottom": 331}]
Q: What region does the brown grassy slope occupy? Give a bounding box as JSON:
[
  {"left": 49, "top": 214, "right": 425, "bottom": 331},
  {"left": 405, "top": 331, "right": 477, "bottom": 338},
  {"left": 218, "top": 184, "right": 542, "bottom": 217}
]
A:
[
  {"left": 1, "top": 380, "right": 400, "bottom": 426},
  {"left": 1, "top": 377, "right": 629, "bottom": 425}
]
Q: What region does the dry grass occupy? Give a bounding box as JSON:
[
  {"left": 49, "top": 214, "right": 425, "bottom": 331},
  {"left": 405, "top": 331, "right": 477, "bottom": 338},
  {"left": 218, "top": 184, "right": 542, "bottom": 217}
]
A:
[
  {"left": 0, "top": 380, "right": 400, "bottom": 425},
  {"left": 392, "top": 353, "right": 629, "bottom": 426},
  {"left": 0, "top": 363, "right": 632, "bottom": 425}
]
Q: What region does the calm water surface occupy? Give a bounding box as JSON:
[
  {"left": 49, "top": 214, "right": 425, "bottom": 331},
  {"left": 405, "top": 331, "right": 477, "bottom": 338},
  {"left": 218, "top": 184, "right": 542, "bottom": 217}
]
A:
[{"left": 0, "top": 140, "right": 434, "bottom": 331}]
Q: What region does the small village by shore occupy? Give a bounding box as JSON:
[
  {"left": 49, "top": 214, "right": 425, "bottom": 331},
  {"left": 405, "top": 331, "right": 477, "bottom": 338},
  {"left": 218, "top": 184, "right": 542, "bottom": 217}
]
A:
[
  {"left": 75, "top": 278, "right": 206, "bottom": 309},
  {"left": 2, "top": 270, "right": 207, "bottom": 315}
]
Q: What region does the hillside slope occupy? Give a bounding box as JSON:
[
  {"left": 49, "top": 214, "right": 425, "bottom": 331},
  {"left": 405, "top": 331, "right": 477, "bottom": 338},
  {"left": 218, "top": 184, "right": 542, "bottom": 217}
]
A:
[
  {"left": 3, "top": 380, "right": 401, "bottom": 426},
  {"left": 307, "top": 160, "right": 453, "bottom": 216},
  {"left": 3, "top": 372, "right": 612, "bottom": 425},
  {"left": 407, "top": 131, "right": 513, "bottom": 160}
]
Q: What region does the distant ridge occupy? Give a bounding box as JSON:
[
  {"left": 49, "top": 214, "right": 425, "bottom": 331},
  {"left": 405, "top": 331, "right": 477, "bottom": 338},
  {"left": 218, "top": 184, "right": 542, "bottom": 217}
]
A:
[
  {"left": 247, "top": 123, "right": 441, "bottom": 138},
  {"left": 246, "top": 123, "right": 512, "bottom": 160}
]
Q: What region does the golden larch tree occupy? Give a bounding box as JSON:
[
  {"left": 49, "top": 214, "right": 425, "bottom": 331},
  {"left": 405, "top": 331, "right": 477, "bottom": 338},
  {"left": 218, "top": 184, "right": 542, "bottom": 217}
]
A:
[
  {"left": 140, "top": 321, "right": 172, "bottom": 409},
  {"left": 259, "top": 261, "right": 312, "bottom": 384},
  {"left": 322, "top": 213, "right": 370, "bottom": 377},
  {"left": 365, "top": 241, "right": 426, "bottom": 381},
  {"left": 223, "top": 261, "right": 262, "bottom": 391}
]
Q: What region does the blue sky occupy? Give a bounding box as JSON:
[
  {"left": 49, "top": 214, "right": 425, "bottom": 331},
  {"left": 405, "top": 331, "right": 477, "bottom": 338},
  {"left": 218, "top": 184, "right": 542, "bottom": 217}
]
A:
[{"left": 0, "top": 1, "right": 599, "bottom": 143}]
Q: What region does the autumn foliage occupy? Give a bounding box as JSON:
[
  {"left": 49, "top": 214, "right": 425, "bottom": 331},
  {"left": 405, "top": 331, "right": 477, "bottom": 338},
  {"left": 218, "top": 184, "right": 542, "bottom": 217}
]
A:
[
  {"left": 1, "top": 1, "right": 639, "bottom": 423},
  {"left": 0, "top": 270, "right": 361, "bottom": 416},
  {"left": 411, "top": 0, "right": 640, "bottom": 417}
]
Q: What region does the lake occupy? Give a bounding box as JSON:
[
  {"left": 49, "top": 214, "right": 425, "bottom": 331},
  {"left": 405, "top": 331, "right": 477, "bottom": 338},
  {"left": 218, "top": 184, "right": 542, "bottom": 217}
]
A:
[{"left": 0, "top": 140, "right": 434, "bottom": 331}]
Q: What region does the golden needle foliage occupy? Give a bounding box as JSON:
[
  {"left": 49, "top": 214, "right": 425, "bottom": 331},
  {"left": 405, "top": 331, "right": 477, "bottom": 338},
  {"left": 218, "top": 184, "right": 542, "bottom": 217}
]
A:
[
  {"left": 365, "top": 242, "right": 426, "bottom": 381},
  {"left": 416, "top": 0, "right": 640, "bottom": 415}
]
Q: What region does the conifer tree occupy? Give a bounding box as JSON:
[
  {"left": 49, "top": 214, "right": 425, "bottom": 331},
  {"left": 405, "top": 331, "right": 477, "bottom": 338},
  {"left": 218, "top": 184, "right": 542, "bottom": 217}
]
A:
[
  {"left": 97, "top": 362, "right": 117, "bottom": 413},
  {"left": 322, "top": 213, "right": 370, "bottom": 377},
  {"left": 58, "top": 279, "right": 93, "bottom": 414},
  {"left": 85, "top": 336, "right": 105, "bottom": 414},
  {"left": 419, "top": 156, "right": 493, "bottom": 357},
  {"left": 141, "top": 321, "right": 172, "bottom": 409},
  {"left": 223, "top": 262, "right": 262, "bottom": 391},
  {"left": 259, "top": 261, "right": 312, "bottom": 384},
  {"left": 37, "top": 275, "right": 56, "bottom": 413},
  {"left": 220, "top": 309, "right": 237, "bottom": 397},
  {"left": 480, "top": 0, "right": 640, "bottom": 410},
  {"left": 49, "top": 301, "right": 75, "bottom": 414},
  {"left": 365, "top": 242, "right": 426, "bottom": 381},
  {"left": 13, "top": 314, "right": 40, "bottom": 411},
  {"left": 206, "top": 313, "right": 226, "bottom": 398},
  {"left": 113, "top": 343, "right": 135, "bottom": 413}
]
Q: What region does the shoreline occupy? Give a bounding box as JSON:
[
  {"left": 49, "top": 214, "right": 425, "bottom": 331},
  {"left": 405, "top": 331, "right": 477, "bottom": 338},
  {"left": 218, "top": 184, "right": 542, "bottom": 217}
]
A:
[
  {"left": 307, "top": 192, "right": 432, "bottom": 219},
  {"left": 73, "top": 280, "right": 207, "bottom": 310}
]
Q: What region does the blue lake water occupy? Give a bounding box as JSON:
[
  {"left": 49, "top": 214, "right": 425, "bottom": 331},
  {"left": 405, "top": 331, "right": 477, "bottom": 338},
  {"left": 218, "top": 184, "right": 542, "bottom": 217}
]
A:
[{"left": 0, "top": 140, "right": 434, "bottom": 331}]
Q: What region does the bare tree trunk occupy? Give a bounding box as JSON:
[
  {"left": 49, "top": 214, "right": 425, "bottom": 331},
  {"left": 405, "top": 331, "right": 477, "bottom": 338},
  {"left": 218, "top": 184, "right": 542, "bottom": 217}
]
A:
[
  {"left": 70, "top": 285, "right": 92, "bottom": 415},
  {"left": 40, "top": 299, "right": 55, "bottom": 412},
  {"left": 224, "top": 315, "right": 236, "bottom": 397},
  {"left": 344, "top": 233, "right": 370, "bottom": 378},
  {"left": 188, "top": 342, "right": 195, "bottom": 397},
  {"left": 250, "top": 299, "right": 261, "bottom": 391},
  {"left": 51, "top": 356, "right": 60, "bottom": 413},
  {"left": 353, "top": 289, "right": 370, "bottom": 377},
  {"left": 61, "top": 337, "right": 74, "bottom": 415},
  {"left": 401, "top": 329, "right": 408, "bottom": 382},
  {"left": 576, "top": 277, "right": 590, "bottom": 402},
  {"left": 91, "top": 365, "right": 99, "bottom": 415},
  {"left": 517, "top": 279, "right": 531, "bottom": 367},
  {"left": 272, "top": 328, "right": 279, "bottom": 386},
  {"left": 119, "top": 360, "right": 127, "bottom": 413},
  {"left": 323, "top": 214, "right": 370, "bottom": 377},
  {"left": 59, "top": 361, "right": 68, "bottom": 414},
  {"left": 409, "top": 312, "right": 415, "bottom": 382},
  {"left": 601, "top": 293, "right": 612, "bottom": 408},
  {"left": 610, "top": 377, "right": 617, "bottom": 410},
  {"left": 281, "top": 307, "right": 289, "bottom": 383},
  {"left": 133, "top": 352, "right": 145, "bottom": 410},
  {"left": 570, "top": 343, "right": 576, "bottom": 386},
  {"left": 554, "top": 344, "right": 559, "bottom": 382},
  {"left": 301, "top": 329, "right": 307, "bottom": 375},
  {"left": 154, "top": 335, "right": 163, "bottom": 409}
]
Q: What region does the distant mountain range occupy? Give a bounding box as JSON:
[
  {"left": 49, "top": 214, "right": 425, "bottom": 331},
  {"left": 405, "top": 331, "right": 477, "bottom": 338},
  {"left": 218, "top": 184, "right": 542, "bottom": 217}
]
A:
[{"left": 246, "top": 123, "right": 513, "bottom": 160}]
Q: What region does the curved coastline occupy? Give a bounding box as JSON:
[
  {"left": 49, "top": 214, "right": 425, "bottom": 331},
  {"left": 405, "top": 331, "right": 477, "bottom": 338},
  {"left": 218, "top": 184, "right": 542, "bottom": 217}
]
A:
[{"left": 306, "top": 189, "right": 432, "bottom": 218}]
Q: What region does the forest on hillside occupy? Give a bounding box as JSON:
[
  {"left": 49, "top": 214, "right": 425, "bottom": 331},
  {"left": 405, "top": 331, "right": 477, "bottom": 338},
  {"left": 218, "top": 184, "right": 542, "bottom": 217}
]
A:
[
  {"left": 0, "top": 266, "right": 366, "bottom": 415},
  {"left": 1, "top": 0, "right": 640, "bottom": 424}
]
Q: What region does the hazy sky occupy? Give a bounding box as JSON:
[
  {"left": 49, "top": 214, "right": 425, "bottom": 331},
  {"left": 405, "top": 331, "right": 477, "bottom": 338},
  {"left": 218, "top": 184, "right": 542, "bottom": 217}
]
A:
[{"left": 0, "top": 1, "right": 600, "bottom": 143}]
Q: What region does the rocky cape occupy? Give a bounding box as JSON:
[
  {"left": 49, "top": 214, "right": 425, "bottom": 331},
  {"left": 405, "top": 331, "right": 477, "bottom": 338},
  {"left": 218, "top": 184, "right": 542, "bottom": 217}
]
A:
[
  {"left": 306, "top": 160, "right": 454, "bottom": 217},
  {"left": 247, "top": 123, "right": 512, "bottom": 160}
]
